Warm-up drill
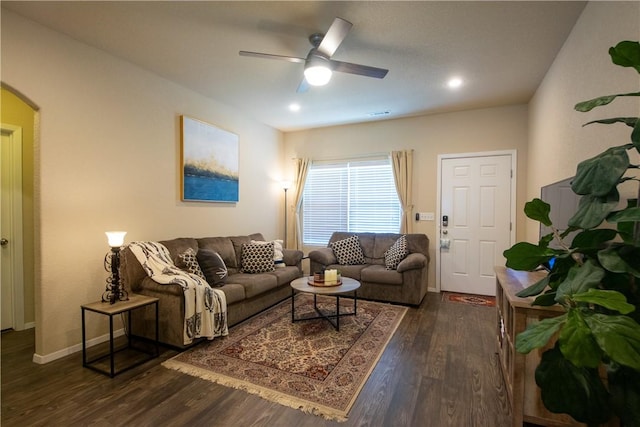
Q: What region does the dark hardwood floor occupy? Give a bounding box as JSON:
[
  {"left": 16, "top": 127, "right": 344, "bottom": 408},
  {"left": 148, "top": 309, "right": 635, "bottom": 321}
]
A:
[{"left": 1, "top": 292, "right": 513, "bottom": 426}]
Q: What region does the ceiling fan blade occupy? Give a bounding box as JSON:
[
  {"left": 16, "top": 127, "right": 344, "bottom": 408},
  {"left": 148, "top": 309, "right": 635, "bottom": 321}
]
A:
[
  {"left": 296, "top": 78, "right": 310, "bottom": 93},
  {"left": 330, "top": 60, "right": 389, "bottom": 79},
  {"left": 317, "top": 17, "right": 352, "bottom": 57},
  {"left": 239, "top": 51, "right": 305, "bottom": 64}
]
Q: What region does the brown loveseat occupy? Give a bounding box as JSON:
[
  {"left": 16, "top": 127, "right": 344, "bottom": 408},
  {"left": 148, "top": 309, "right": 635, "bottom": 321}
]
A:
[
  {"left": 309, "top": 232, "right": 430, "bottom": 306},
  {"left": 120, "top": 233, "right": 303, "bottom": 349}
]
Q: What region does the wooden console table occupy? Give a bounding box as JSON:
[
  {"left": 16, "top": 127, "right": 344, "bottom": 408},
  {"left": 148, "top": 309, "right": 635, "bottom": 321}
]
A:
[{"left": 495, "top": 266, "right": 582, "bottom": 427}]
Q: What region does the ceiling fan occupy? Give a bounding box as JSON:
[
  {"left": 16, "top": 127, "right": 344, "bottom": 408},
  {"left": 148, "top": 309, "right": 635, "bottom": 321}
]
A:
[{"left": 239, "top": 17, "right": 389, "bottom": 92}]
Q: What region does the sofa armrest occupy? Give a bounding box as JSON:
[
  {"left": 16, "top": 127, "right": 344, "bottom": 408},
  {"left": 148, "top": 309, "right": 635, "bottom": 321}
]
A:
[
  {"left": 283, "top": 248, "right": 303, "bottom": 266},
  {"left": 308, "top": 247, "right": 337, "bottom": 266},
  {"left": 397, "top": 252, "right": 427, "bottom": 273}
]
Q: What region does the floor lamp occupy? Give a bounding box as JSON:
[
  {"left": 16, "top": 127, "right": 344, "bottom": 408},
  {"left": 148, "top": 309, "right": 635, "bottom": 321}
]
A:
[{"left": 282, "top": 181, "right": 291, "bottom": 248}]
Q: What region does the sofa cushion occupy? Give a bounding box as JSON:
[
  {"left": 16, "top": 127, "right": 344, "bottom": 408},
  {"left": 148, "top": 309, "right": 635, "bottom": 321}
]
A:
[
  {"left": 330, "top": 235, "right": 365, "bottom": 265},
  {"left": 241, "top": 242, "right": 275, "bottom": 273},
  {"left": 218, "top": 283, "right": 245, "bottom": 305},
  {"left": 197, "top": 237, "right": 237, "bottom": 270},
  {"left": 267, "top": 265, "right": 302, "bottom": 286},
  {"left": 227, "top": 273, "right": 278, "bottom": 299},
  {"left": 361, "top": 264, "right": 404, "bottom": 285},
  {"left": 197, "top": 248, "right": 228, "bottom": 287},
  {"left": 384, "top": 235, "right": 408, "bottom": 270},
  {"left": 330, "top": 264, "right": 368, "bottom": 281}
]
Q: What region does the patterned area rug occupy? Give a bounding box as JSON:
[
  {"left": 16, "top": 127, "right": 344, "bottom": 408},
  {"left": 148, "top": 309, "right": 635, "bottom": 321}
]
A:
[
  {"left": 163, "top": 294, "right": 407, "bottom": 422},
  {"left": 444, "top": 292, "right": 496, "bottom": 307}
]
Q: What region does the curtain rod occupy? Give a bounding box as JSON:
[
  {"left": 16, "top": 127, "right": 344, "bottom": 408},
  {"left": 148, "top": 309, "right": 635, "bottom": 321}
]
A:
[{"left": 292, "top": 151, "right": 391, "bottom": 162}]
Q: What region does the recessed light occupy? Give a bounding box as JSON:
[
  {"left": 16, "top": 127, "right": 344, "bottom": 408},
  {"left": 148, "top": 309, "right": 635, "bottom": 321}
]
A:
[
  {"left": 447, "top": 77, "right": 463, "bottom": 89},
  {"left": 288, "top": 103, "right": 301, "bottom": 112}
]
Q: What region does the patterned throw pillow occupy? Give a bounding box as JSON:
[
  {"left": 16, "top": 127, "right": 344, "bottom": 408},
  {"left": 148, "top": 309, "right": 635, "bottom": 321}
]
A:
[
  {"left": 176, "top": 248, "right": 206, "bottom": 279},
  {"left": 330, "top": 235, "right": 365, "bottom": 265},
  {"left": 251, "top": 239, "right": 285, "bottom": 268},
  {"left": 196, "top": 248, "right": 228, "bottom": 287},
  {"left": 241, "top": 241, "right": 275, "bottom": 273},
  {"left": 385, "top": 235, "right": 409, "bottom": 270}
]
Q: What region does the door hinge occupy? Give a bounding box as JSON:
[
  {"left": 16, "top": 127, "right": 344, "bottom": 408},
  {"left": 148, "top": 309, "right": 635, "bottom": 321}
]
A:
[
  {"left": 510, "top": 169, "right": 513, "bottom": 178},
  {"left": 510, "top": 222, "right": 512, "bottom": 231}
]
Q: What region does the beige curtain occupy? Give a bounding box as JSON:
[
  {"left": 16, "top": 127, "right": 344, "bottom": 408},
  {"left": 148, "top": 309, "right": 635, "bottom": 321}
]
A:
[
  {"left": 291, "top": 158, "right": 310, "bottom": 250},
  {"left": 391, "top": 150, "right": 414, "bottom": 233}
]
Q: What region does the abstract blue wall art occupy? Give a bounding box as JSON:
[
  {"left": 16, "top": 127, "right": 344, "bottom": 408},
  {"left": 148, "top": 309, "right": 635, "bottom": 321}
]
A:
[{"left": 181, "top": 116, "right": 239, "bottom": 202}]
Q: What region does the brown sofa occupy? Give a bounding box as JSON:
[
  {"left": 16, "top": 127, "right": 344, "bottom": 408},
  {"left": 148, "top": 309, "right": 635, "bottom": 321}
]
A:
[
  {"left": 308, "top": 232, "right": 430, "bottom": 306},
  {"left": 120, "top": 233, "right": 303, "bottom": 349}
]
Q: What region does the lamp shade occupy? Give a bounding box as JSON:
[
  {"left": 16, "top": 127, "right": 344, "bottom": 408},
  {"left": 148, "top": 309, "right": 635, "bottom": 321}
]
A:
[
  {"left": 281, "top": 181, "right": 292, "bottom": 190},
  {"left": 304, "top": 65, "right": 332, "bottom": 86},
  {"left": 105, "top": 231, "right": 127, "bottom": 247}
]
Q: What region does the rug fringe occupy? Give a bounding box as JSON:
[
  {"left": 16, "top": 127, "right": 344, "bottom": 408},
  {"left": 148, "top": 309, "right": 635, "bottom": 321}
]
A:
[{"left": 162, "top": 359, "right": 349, "bottom": 422}]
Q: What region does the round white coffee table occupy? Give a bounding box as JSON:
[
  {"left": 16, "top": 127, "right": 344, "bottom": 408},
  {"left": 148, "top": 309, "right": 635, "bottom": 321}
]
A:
[{"left": 290, "top": 276, "right": 361, "bottom": 331}]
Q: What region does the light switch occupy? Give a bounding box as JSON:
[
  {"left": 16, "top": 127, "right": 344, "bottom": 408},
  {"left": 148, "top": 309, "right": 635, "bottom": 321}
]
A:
[{"left": 418, "top": 212, "right": 435, "bottom": 221}]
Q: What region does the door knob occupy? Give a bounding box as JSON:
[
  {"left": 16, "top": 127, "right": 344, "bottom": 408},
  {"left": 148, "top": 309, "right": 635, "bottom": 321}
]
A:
[
  {"left": 442, "top": 230, "right": 448, "bottom": 235},
  {"left": 0, "top": 238, "right": 8, "bottom": 246}
]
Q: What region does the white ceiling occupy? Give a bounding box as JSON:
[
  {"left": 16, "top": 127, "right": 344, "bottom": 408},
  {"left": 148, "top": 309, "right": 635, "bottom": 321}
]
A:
[{"left": 3, "top": 1, "right": 586, "bottom": 132}]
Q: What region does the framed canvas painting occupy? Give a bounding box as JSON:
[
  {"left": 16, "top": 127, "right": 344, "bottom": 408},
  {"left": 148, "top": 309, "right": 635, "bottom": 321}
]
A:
[{"left": 180, "top": 116, "right": 239, "bottom": 202}]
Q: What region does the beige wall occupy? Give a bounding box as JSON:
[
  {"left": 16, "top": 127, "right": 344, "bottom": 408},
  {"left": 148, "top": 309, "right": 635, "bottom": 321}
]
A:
[
  {"left": 2, "top": 10, "right": 285, "bottom": 360},
  {"left": 1, "top": 87, "right": 36, "bottom": 325},
  {"left": 527, "top": 1, "right": 640, "bottom": 242},
  {"left": 284, "top": 104, "right": 529, "bottom": 290}
]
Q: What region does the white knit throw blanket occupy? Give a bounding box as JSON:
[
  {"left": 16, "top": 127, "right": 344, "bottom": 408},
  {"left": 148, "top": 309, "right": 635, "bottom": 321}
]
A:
[{"left": 129, "top": 241, "right": 228, "bottom": 345}]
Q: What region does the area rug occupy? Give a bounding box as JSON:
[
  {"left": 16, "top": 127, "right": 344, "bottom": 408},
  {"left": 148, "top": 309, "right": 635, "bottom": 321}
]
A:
[
  {"left": 444, "top": 291, "right": 496, "bottom": 307},
  {"left": 163, "top": 294, "right": 407, "bottom": 422}
]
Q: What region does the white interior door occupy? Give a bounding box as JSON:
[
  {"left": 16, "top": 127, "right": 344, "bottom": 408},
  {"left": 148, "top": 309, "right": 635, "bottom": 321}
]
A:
[
  {"left": 439, "top": 153, "right": 513, "bottom": 296},
  {"left": 1, "top": 124, "right": 24, "bottom": 331}
]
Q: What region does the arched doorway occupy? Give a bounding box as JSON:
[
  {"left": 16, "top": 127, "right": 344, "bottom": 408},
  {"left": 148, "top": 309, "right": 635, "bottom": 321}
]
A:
[{"left": 1, "top": 84, "right": 38, "bottom": 333}]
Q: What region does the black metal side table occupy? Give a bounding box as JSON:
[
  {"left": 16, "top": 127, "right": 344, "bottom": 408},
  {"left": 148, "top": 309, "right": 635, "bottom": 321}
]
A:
[{"left": 81, "top": 294, "right": 159, "bottom": 377}]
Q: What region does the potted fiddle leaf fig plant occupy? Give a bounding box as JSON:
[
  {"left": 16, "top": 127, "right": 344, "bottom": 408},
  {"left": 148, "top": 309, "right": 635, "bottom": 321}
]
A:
[{"left": 503, "top": 40, "right": 640, "bottom": 427}]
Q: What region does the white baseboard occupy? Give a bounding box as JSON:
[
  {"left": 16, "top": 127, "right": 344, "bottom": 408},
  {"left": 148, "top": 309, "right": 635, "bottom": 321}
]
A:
[
  {"left": 23, "top": 321, "right": 35, "bottom": 329},
  {"left": 32, "top": 328, "right": 125, "bottom": 365}
]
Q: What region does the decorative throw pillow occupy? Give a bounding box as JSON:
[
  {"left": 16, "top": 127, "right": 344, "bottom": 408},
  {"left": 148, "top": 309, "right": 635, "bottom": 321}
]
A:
[
  {"left": 251, "top": 239, "right": 285, "bottom": 268},
  {"left": 330, "top": 235, "right": 365, "bottom": 265},
  {"left": 175, "top": 248, "right": 206, "bottom": 279},
  {"left": 241, "top": 241, "right": 275, "bottom": 273},
  {"left": 196, "top": 248, "right": 228, "bottom": 287},
  {"left": 385, "top": 235, "right": 409, "bottom": 270}
]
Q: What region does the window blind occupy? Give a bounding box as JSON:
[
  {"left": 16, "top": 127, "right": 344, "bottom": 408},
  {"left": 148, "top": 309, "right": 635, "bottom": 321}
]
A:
[{"left": 302, "top": 158, "right": 401, "bottom": 246}]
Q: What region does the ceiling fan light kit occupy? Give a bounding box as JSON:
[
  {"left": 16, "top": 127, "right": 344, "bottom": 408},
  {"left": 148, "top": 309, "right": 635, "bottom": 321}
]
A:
[{"left": 240, "top": 17, "right": 389, "bottom": 92}]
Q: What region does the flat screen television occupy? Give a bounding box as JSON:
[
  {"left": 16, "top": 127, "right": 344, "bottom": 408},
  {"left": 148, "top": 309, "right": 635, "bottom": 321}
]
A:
[{"left": 539, "top": 177, "right": 581, "bottom": 249}]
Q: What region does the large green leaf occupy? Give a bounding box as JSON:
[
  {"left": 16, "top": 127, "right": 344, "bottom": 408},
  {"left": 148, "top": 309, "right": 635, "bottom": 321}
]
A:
[
  {"left": 609, "top": 40, "right": 640, "bottom": 73},
  {"left": 632, "top": 117, "right": 640, "bottom": 149},
  {"left": 583, "top": 117, "right": 638, "bottom": 127},
  {"left": 571, "top": 228, "right": 618, "bottom": 249},
  {"left": 503, "top": 242, "right": 555, "bottom": 271},
  {"left": 516, "top": 314, "right": 567, "bottom": 354},
  {"left": 571, "top": 147, "right": 629, "bottom": 196},
  {"left": 575, "top": 92, "right": 640, "bottom": 112},
  {"left": 568, "top": 189, "right": 620, "bottom": 229},
  {"left": 555, "top": 260, "right": 606, "bottom": 305},
  {"left": 584, "top": 313, "right": 640, "bottom": 371},
  {"left": 598, "top": 247, "right": 640, "bottom": 278},
  {"left": 525, "top": 198, "right": 552, "bottom": 226},
  {"left": 572, "top": 289, "right": 636, "bottom": 314},
  {"left": 533, "top": 291, "right": 559, "bottom": 307},
  {"left": 535, "top": 344, "right": 612, "bottom": 424},
  {"left": 559, "top": 309, "right": 602, "bottom": 367},
  {"left": 607, "top": 207, "right": 640, "bottom": 223},
  {"left": 516, "top": 275, "right": 550, "bottom": 298},
  {"left": 608, "top": 365, "right": 640, "bottom": 427}
]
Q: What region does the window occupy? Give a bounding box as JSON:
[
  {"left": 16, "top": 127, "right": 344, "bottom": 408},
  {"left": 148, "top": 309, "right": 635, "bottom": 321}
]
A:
[{"left": 302, "top": 157, "right": 401, "bottom": 246}]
